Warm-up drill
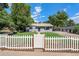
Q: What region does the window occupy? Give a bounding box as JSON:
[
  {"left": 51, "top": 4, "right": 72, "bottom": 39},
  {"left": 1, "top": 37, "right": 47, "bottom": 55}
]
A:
[
  {"left": 45, "top": 27, "right": 49, "bottom": 30},
  {"left": 32, "top": 26, "right": 35, "bottom": 29},
  {"left": 30, "top": 27, "right": 32, "bottom": 29},
  {"left": 36, "top": 26, "right": 38, "bottom": 29}
]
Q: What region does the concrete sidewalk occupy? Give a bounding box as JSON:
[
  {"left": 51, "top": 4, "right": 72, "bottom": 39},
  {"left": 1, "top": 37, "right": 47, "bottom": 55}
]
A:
[{"left": 0, "top": 49, "right": 79, "bottom": 56}]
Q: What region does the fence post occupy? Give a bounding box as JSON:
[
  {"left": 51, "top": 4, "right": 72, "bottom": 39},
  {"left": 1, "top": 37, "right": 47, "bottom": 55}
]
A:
[
  {"left": 77, "top": 37, "right": 78, "bottom": 51},
  {"left": 52, "top": 37, "right": 53, "bottom": 50},
  {"left": 44, "top": 34, "right": 45, "bottom": 51},
  {"left": 32, "top": 35, "right": 34, "bottom": 50},
  {"left": 0, "top": 35, "right": 1, "bottom": 48},
  {"left": 70, "top": 36, "right": 72, "bottom": 51},
  {"left": 5, "top": 35, "right": 7, "bottom": 48}
]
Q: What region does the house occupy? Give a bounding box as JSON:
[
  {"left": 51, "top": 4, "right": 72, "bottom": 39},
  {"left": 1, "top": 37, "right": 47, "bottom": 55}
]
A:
[
  {"left": 0, "top": 27, "right": 12, "bottom": 34},
  {"left": 54, "top": 26, "right": 75, "bottom": 33},
  {"left": 26, "top": 23, "right": 53, "bottom": 32}
]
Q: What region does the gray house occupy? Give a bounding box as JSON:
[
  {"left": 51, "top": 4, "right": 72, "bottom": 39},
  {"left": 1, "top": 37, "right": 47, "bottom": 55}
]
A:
[
  {"left": 54, "top": 26, "right": 75, "bottom": 33},
  {"left": 26, "top": 23, "right": 53, "bottom": 32}
]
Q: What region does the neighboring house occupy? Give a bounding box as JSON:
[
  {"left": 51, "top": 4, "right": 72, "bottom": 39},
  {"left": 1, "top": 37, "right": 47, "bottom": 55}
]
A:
[
  {"left": 0, "top": 27, "right": 12, "bottom": 34},
  {"left": 54, "top": 26, "right": 75, "bottom": 33},
  {"left": 26, "top": 23, "right": 53, "bottom": 32}
]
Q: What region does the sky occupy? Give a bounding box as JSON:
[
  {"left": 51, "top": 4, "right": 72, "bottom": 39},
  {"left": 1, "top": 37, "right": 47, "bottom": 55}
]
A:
[{"left": 5, "top": 3, "right": 79, "bottom": 23}]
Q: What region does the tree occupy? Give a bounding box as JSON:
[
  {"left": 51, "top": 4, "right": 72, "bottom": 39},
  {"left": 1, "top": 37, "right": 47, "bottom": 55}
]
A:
[
  {"left": 11, "top": 3, "right": 34, "bottom": 32},
  {"left": 48, "top": 15, "right": 59, "bottom": 26},
  {"left": 0, "top": 3, "right": 15, "bottom": 31},
  {"left": 0, "top": 10, "right": 15, "bottom": 30},
  {"left": 0, "top": 3, "right": 9, "bottom": 11},
  {"left": 67, "top": 19, "right": 75, "bottom": 26},
  {"left": 73, "top": 24, "right": 79, "bottom": 34},
  {"left": 48, "top": 11, "right": 69, "bottom": 27}
]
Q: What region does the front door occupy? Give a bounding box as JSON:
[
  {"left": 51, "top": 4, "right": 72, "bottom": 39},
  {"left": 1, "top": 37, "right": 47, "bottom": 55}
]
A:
[
  {"left": 34, "top": 34, "right": 44, "bottom": 48},
  {"left": 38, "top": 27, "right": 40, "bottom": 32}
]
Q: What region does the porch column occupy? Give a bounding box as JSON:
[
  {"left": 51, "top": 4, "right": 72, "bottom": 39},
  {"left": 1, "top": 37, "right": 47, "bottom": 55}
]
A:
[
  {"left": 71, "top": 29, "right": 73, "bottom": 33},
  {"left": 67, "top": 29, "right": 69, "bottom": 33}
]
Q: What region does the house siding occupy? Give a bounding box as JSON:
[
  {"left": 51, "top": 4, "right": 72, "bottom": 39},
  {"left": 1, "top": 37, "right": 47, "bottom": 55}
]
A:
[
  {"left": 26, "top": 23, "right": 53, "bottom": 32},
  {"left": 30, "top": 27, "right": 52, "bottom": 32}
]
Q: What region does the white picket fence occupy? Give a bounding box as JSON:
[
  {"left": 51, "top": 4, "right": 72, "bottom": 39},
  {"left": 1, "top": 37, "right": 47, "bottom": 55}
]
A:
[
  {"left": 0, "top": 35, "right": 33, "bottom": 50},
  {"left": 0, "top": 34, "right": 79, "bottom": 52},
  {"left": 45, "top": 36, "right": 79, "bottom": 51}
]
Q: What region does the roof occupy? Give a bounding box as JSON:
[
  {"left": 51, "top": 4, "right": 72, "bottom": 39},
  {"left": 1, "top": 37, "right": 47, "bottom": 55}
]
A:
[
  {"left": 31, "top": 23, "right": 53, "bottom": 27},
  {"left": 55, "top": 26, "right": 75, "bottom": 29},
  {"left": 0, "top": 27, "right": 12, "bottom": 33}
]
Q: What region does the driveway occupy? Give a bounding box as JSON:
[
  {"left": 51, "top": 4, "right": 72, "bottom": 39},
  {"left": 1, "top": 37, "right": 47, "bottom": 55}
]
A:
[
  {"left": 0, "top": 49, "right": 79, "bottom": 56},
  {"left": 53, "top": 31, "right": 79, "bottom": 37}
]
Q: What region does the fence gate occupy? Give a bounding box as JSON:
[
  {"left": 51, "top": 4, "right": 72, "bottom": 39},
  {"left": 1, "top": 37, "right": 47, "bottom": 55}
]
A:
[{"left": 34, "top": 34, "right": 45, "bottom": 48}]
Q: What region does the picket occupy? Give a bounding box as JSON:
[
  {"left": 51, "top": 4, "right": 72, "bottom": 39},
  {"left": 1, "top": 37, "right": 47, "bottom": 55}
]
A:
[
  {"left": 0, "top": 35, "right": 33, "bottom": 50},
  {"left": 0, "top": 34, "right": 79, "bottom": 51},
  {"left": 45, "top": 36, "right": 79, "bottom": 51}
]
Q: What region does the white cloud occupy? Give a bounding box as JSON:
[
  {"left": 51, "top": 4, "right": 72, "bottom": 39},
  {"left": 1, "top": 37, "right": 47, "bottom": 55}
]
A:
[
  {"left": 33, "top": 17, "right": 38, "bottom": 20},
  {"left": 69, "top": 12, "right": 79, "bottom": 24},
  {"left": 35, "top": 6, "right": 42, "bottom": 13},
  {"left": 34, "top": 6, "right": 42, "bottom": 17},
  {"left": 33, "top": 19, "right": 39, "bottom": 22},
  {"left": 63, "top": 8, "right": 67, "bottom": 12},
  {"left": 39, "top": 16, "right": 45, "bottom": 18},
  {"left": 70, "top": 16, "right": 79, "bottom": 23},
  {"left": 31, "top": 6, "right": 45, "bottom": 22},
  {"left": 42, "top": 16, "right": 45, "bottom": 17},
  {"left": 31, "top": 6, "right": 42, "bottom": 22},
  {"left": 31, "top": 14, "right": 39, "bottom": 18},
  {"left": 75, "top": 12, "right": 79, "bottom": 16},
  {"left": 33, "top": 12, "right": 37, "bottom": 14}
]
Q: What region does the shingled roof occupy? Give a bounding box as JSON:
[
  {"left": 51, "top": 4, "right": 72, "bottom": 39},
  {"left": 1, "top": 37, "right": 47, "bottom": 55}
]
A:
[{"left": 31, "top": 23, "right": 53, "bottom": 27}]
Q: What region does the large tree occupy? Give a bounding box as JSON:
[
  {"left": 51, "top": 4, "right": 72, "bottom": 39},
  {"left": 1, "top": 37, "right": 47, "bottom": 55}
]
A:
[
  {"left": 0, "top": 3, "right": 9, "bottom": 11},
  {"left": 67, "top": 19, "right": 75, "bottom": 26},
  {"left": 48, "top": 11, "right": 69, "bottom": 27},
  {"left": 11, "top": 3, "right": 34, "bottom": 32},
  {"left": 0, "top": 3, "right": 15, "bottom": 31},
  {"left": 0, "top": 10, "right": 15, "bottom": 30}
]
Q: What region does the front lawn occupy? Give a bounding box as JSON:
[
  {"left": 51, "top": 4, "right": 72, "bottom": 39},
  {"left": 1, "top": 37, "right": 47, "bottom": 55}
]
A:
[
  {"left": 15, "top": 32, "right": 62, "bottom": 37},
  {"left": 41, "top": 32, "right": 62, "bottom": 37}
]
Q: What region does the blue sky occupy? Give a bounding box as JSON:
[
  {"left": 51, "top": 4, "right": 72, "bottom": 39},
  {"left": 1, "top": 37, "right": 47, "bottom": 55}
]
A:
[
  {"left": 5, "top": 3, "right": 79, "bottom": 23},
  {"left": 30, "top": 3, "right": 79, "bottom": 23}
]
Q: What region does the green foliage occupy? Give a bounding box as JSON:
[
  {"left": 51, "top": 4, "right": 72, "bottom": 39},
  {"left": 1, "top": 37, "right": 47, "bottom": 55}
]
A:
[
  {"left": 0, "top": 10, "right": 15, "bottom": 30},
  {"left": 67, "top": 19, "right": 75, "bottom": 26},
  {"left": 0, "top": 3, "right": 15, "bottom": 31},
  {"left": 11, "top": 3, "right": 34, "bottom": 32},
  {"left": 72, "top": 24, "right": 79, "bottom": 34},
  {"left": 74, "top": 24, "right": 79, "bottom": 30},
  {"left": 48, "top": 11, "right": 69, "bottom": 27},
  {"left": 0, "top": 3, "right": 9, "bottom": 11},
  {"left": 0, "top": 3, "right": 34, "bottom": 32}
]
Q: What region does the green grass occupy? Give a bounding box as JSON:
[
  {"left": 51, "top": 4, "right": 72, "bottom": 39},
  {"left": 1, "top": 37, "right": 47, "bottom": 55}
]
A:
[
  {"left": 75, "top": 25, "right": 79, "bottom": 30},
  {"left": 41, "top": 32, "right": 62, "bottom": 37},
  {"left": 15, "top": 32, "right": 62, "bottom": 37},
  {"left": 15, "top": 32, "right": 37, "bottom": 35}
]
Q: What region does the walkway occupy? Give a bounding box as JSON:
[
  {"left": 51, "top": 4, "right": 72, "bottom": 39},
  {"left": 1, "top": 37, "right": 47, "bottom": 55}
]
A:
[{"left": 0, "top": 49, "right": 79, "bottom": 56}]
